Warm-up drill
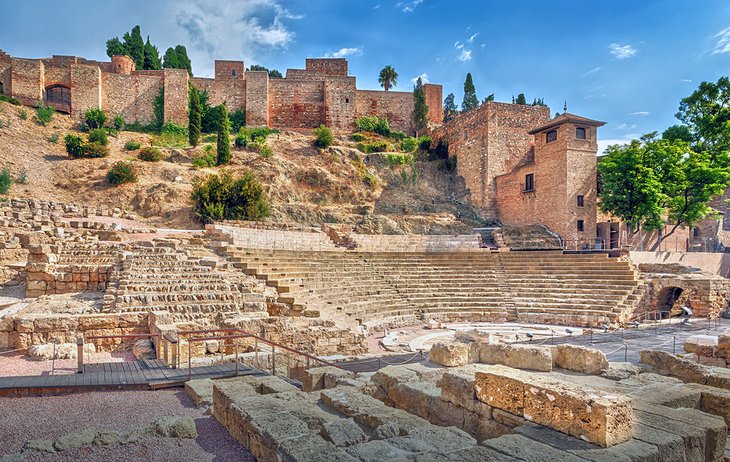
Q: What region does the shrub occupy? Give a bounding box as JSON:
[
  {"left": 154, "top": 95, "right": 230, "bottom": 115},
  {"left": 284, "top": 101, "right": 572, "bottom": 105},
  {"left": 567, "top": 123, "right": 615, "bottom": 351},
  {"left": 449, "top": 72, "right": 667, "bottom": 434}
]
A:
[
  {"left": 313, "top": 125, "right": 334, "bottom": 148},
  {"left": 18, "top": 109, "right": 27, "bottom": 120},
  {"left": 258, "top": 142, "right": 273, "bottom": 159},
  {"left": 48, "top": 133, "right": 60, "bottom": 144},
  {"left": 203, "top": 134, "right": 217, "bottom": 143},
  {"left": 374, "top": 117, "right": 390, "bottom": 136},
  {"left": 113, "top": 115, "right": 126, "bottom": 131},
  {"left": 385, "top": 152, "right": 414, "bottom": 166},
  {"left": 357, "top": 141, "right": 389, "bottom": 154},
  {"left": 0, "top": 95, "right": 21, "bottom": 105},
  {"left": 35, "top": 103, "right": 54, "bottom": 126},
  {"left": 229, "top": 109, "right": 246, "bottom": 132},
  {"left": 191, "top": 171, "right": 270, "bottom": 223},
  {"left": 152, "top": 122, "right": 189, "bottom": 148},
  {"left": 390, "top": 130, "right": 406, "bottom": 141},
  {"left": 363, "top": 172, "right": 379, "bottom": 188},
  {"left": 355, "top": 115, "right": 378, "bottom": 132},
  {"left": 250, "top": 127, "right": 276, "bottom": 142},
  {"left": 234, "top": 127, "right": 250, "bottom": 149},
  {"left": 83, "top": 108, "right": 107, "bottom": 130},
  {"left": 64, "top": 134, "right": 85, "bottom": 158},
  {"left": 192, "top": 148, "right": 217, "bottom": 168},
  {"left": 138, "top": 146, "right": 164, "bottom": 162},
  {"left": 83, "top": 142, "right": 110, "bottom": 158},
  {"left": 0, "top": 168, "right": 12, "bottom": 194},
  {"left": 107, "top": 161, "right": 137, "bottom": 185},
  {"left": 125, "top": 140, "right": 142, "bottom": 151},
  {"left": 88, "top": 128, "right": 109, "bottom": 146},
  {"left": 400, "top": 137, "right": 418, "bottom": 152},
  {"left": 351, "top": 133, "right": 366, "bottom": 142},
  {"left": 418, "top": 136, "right": 432, "bottom": 151},
  {"left": 16, "top": 168, "right": 28, "bottom": 185}
]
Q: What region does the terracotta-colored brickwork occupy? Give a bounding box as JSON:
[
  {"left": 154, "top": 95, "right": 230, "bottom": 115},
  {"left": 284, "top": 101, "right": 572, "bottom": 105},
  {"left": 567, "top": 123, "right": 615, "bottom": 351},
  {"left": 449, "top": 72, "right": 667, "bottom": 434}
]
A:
[
  {"left": 70, "top": 63, "right": 102, "bottom": 118},
  {"left": 111, "top": 55, "right": 134, "bottom": 75},
  {"left": 10, "top": 58, "right": 44, "bottom": 106},
  {"left": 191, "top": 77, "right": 246, "bottom": 112},
  {"left": 163, "top": 68, "right": 188, "bottom": 125},
  {"left": 324, "top": 77, "right": 357, "bottom": 131},
  {"left": 0, "top": 50, "right": 11, "bottom": 96},
  {"left": 269, "top": 79, "right": 324, "bottom": 129},
  {"left": 215, "top": 60, "right": 244, "bottom": 80},
  {"left": 424, "top": 83, "right": 443, "bottom": 126},
  {"left": 305, "top": 58, "right": 348, "bottom": 76},
  {"left": 104, "top": 73, "right": 161, "bottom": 125},
  {"left": 355, "top": 90, "right": 415, "bottom": 134},
  {"left": 246, "top": 71, "right": 269, "bottom": 127}
]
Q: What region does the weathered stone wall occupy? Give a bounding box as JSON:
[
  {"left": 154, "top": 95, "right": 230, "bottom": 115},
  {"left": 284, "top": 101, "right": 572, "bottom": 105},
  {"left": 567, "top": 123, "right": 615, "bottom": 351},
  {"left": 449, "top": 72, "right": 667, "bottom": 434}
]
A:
[
  {"left": 215, "top": 60, "right": 244, "bottom": 80},
  {"left": 0, "top": 49, "right": 12, "bottom": 96},
  {"left": 324, "top": 77, "right": 356, "bottom": 131},
  {"left": 246, "top": 71, "right": 269, "bottom": 127},
  {"left": 163, "top": 68, "right": 189, "bottom": 126},
  {"left": 268, "top": 78, "right": 324, "bottom": 129},
  {"left": 111, "top": 55, "right": 134, "bottom": 75},
  {"left": 70, "top": 63, "right": 102, "bottom": 118},
  {"left": 424, "top": 83, "right": 443, "bottom": 126},
  {"left": 355, "top": 89, "right": 415, "bottom": 134},
  {"left": 641, "top": 275, "right": 730, "bottom": 318},
  {"left": 10, "top": 58, "right": 44, "bottom": 105},
  {"left": 103, "top": 73, "right": 162, "bottom": 125},
  {"left": 305, "top": 58, "right": 348, "bottom": 76},
  {"left": 43, "top": 65, "right": 70, "bottom": 89}
]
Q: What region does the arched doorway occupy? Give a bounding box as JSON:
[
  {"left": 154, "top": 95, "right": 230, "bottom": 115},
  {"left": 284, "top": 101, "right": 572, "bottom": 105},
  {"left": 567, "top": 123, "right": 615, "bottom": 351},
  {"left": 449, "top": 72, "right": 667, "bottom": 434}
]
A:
[
  {"left": 656, "top": 286, "right": 684, "bottom": 318},
  {"left": 44, "top": 85, "right": 71, "bottom": 113}
]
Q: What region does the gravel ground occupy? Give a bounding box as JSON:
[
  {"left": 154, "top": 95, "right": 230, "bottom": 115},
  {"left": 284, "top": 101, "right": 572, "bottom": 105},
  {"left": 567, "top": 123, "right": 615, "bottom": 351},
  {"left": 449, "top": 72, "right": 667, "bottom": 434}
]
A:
[
  {"left": 0, "top": 388, "right": 254, "bottom": 461},
  {"left": 0, "top": 352, "right": 134, "bottom": 377}
]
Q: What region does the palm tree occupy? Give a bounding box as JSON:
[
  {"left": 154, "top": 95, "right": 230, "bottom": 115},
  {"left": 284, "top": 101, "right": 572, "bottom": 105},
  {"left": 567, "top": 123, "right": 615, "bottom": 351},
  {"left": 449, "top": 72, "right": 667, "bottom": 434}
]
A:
[{"left": 378, "top": 66, "right": 398, "bottom": 91}]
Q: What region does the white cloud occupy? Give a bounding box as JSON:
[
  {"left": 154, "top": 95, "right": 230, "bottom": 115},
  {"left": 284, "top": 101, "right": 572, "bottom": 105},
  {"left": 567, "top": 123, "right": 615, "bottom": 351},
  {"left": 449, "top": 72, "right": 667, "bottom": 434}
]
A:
[
  {"left": 680, "top": 79, "right": 692, "bottom": 83},
  {"left": 324, "top": 47, "right": 363, "bottom": 58},
  {"left": 583, "top": 93, "right": 607, "bottom": 99},
  {"left": 581, "top": 67, "right": 602, "bottom": 77},
  {"left": 712, "top": 27, "right": 730, "bottom": 54},
  {"left": 399, "top": 0, "right": 423, "bottom": 13},
  {"left": 467, "top": 32, "right": 479, "bottom": 44},
  {"left": 630, "top": 111, "right": 650, "bottom": 116},
  {"left": 175, "top": 0, "right": 301, "bottom": 76},
  {"left": 411, "top": 72, "right": 429, "bottom": 84},
  {"left": 616, "top": 123, "right": 637, "bottom": 130},
  {"left": 373, "top": 4, "right": 380, "bottom": 9},
  {"left": 609, "top": 43, "right": 637, "bottom": 59},
  {"left": 480, "top": 43, "right": 486, "bottom": 49},
  {"left": 454, "top": 41, "right": 463, "bottom": 49},
  {"left": 457, "top": 49, "right": 472, "bottom": 61}
]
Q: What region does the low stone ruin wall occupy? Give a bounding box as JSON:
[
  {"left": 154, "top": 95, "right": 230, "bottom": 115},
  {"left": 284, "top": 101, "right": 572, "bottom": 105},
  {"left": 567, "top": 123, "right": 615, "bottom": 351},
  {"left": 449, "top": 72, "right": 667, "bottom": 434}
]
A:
[{"left": 25, "top": 244, "right": 115, "bottom": 297}]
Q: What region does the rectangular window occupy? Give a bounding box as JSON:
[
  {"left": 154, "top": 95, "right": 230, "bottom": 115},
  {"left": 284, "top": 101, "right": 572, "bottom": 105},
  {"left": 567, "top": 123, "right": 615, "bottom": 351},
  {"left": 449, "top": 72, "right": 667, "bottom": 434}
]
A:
[
  {"left": 524, "top": 173, "right": 534, "bottom": 192},
  {"left": 546, "top": 130, "right": 557, "bottom": 143},
  {"left": 577, "top": 195, "right": 585, "bottom": 207},
  {"left": 576, "top": 127, "right": 586, "bottom": 139},
  {"left": 577, "top": 220, "right": 585, "bottom": 232}
]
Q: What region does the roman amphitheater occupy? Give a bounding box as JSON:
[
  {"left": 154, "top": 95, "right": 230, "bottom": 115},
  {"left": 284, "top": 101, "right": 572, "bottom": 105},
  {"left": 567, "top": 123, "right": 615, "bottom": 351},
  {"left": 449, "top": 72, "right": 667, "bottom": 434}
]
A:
[{"left": 0, "top": 51, "right": 729, "bottom": 461}]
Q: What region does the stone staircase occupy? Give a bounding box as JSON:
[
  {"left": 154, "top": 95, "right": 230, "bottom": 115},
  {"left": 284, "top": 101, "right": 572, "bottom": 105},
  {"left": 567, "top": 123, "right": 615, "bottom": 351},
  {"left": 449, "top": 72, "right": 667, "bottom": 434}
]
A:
[
  {"left": 103, "top": 243, "right": 268, "bottom": 321},
  {"left": 216, "top": 248, "right": 642, "bottom": 328}
]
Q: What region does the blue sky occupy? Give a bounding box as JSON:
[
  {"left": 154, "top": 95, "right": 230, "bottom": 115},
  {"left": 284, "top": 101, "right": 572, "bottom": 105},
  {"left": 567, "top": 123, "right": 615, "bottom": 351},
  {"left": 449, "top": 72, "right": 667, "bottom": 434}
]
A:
[{"left": 2, "top": 0, "right": 729, "bottom": 152}]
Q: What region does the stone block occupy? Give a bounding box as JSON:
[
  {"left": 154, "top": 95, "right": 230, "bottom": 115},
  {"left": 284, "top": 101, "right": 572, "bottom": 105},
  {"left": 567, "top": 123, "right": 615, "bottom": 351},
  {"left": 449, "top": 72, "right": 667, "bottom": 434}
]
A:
[
  {"left": 429, "top": 341, "right": 475, "bottom": 367},
  {"left": 474, "top": 366, "right": 527, "bottom": 415},
  {"left": 185, "top": 378, "right": 214, "bottom": 407},
  {"left": 552, "top": 344, "right": 608, "bottom": 375},
  {"left": 639, "top": 349, "right": 708, "bottom": 384},
  {"left": 479, "top": 343, "right": 552, "bottom": 372},
  {"left": 303, "top": 366, "right": 353, "bottom": 392},
  {"left": 321, "top": 418, "right": 367, "bottom": 447}
]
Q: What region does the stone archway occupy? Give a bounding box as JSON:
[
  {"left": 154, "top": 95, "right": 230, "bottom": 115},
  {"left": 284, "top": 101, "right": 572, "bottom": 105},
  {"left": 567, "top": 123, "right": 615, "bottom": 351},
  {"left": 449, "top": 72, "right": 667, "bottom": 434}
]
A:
[
  {"left": 656, "top": 286, "right": 684, "bottom": 318},
  {"left": 44, "top": 84, "right": 71, "bottom": 113}
]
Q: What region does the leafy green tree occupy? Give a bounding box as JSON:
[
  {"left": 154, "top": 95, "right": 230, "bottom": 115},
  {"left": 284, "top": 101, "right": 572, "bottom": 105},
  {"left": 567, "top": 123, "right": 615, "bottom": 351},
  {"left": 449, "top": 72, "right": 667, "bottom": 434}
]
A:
[
  {"left": 412, "top": 77, "right": 429, "bottom": 135},
  {"left": 599, "top": 134, "right": 730, "bottom": 249},
  {"left": 515, "top": 93, "right": 527, "bottom": 105},
  {"left": 216, "top": 103, "right": 231, "bottom": 165},
  {"left": 174, "top": 45, "right": 192, "bottom": 75},
  {"left": 247, "top": 65, "right": 283, "bottom": 78},
  {"left": 188, "top": 85, "right": 202, "bottom": 147},
  {"left": 143, "top": 37, "right": 162, "bottom": 70},
  {"left": 378, "top": 66, "right": 398, "bottom": 91},
  {"left": 106, "top": 37, "right": 126, "bottom": 58},
  {"left": 461, "top": 73, "right": 478, "bottom": 112},
  {"left": 162, "top": 47, "right": 179, "bottom": 69},
  {"left": 443, "top": 93, "right": 458, "bottom": 122},
  {"left": 192, "top": 171, "right": 270, "bottom": 223},
  {"left": 662, "top": 125, "right": 693, "bottom": 143},
  {"left": 481, "top": 93, "right": 495, "bottom": 106},
  {"left": 676, "top": 76, "right": 730, "bottom": 158},
  {"left": 531, "top": 97, "right": 546, "bottom": 107},
  {"left": 122, "top": 25, "right": 145, "bottom": 69},
  {"left": 268, "top": 69, "right": 283, "bottom": 79}
]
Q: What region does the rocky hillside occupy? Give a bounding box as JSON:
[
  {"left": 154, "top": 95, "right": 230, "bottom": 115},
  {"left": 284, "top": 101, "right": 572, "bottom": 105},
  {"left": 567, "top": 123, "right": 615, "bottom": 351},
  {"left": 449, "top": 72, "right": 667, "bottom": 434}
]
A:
[{"left": 0, "top": 101, "right": 483, "bottom": 233}]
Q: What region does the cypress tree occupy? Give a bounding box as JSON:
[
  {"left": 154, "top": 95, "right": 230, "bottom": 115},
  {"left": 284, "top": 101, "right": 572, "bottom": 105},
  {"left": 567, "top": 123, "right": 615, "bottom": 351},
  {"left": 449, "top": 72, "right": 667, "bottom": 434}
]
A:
[
  {"left": 123, "top": 25, "right": 145, "bottom": 69},
  {"left": 443, "top": 93, "right": 458, "bottom": 122},
  {"left": 188, "top": 85, "right": 202, "bottom": 147},
  {"left": 515, "top": 93, "right": 527, "bottom": 105},
  {"left": 162, "top": 47, "right": 179, "bottom": 69},
  {"left": 216, "top": 103, "right": 231, "bottom": 165},
  {"left": 174, "top": 45, "right": 193, "bottom": 75},
  {"left": 412, "top": 77, "right": 429, "bottom": 135},
  {"left": 143, "top": 37, "right": 162, "bottom": 70},
  {"left": 461, "top": 73, "right": 478, "bottom": 112}
]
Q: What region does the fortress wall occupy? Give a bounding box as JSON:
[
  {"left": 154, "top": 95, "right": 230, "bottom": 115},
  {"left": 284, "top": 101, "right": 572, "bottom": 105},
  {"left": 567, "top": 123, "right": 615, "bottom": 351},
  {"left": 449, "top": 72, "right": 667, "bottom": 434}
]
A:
[
  {"left": 269, "top": 78, "right": 325, "bottom": 129},
  {"left": 163, "top": 68, "right": 189, "bottom": 126},
  {"left": 70, "top": 63, "right": 102, "bottom": 118},
  {"left": 0, "top": 51, "right": 11, "bottom": 96},
  {"left": 43, "top": 65, "right": 71, "bottom": 88},
  {"left": 305, "top": 58, "right": 348, "bottom": 76},
  {"left": 355, "top": 89, "right": 415, "bottom": 134},
  {"left": 10, "top": 58, "right": 44, "bottom": 105},
  {"left": 424, "top": 83, "right": 443, "bottom": 126},
  {"left": 103, "top": 73, "right": 162, "bottom": 125},
  {"left": 245, "top": 71, "right": 269, "bottom": 127},
  {"left": 324, "top": 76, "right": 357, "bottom": 131}
]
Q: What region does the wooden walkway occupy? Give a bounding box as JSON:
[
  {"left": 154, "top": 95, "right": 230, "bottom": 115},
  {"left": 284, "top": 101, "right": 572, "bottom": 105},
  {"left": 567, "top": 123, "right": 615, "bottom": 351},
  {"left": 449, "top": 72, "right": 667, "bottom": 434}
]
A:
[{"left": 0, "top": 359, "right": 266, "bottom": 396}]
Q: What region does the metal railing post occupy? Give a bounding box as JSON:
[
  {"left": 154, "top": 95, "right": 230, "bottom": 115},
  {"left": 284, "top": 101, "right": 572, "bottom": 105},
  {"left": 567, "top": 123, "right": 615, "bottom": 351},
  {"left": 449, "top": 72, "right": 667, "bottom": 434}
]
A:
[
  {"left": 77, "top": 337, "right": 84, "bottom": 374},
  {"left": 255, "top": 338, "right": 259, "bottom": 367},
  {"left": 235, "top": 343, "right": 239, "bottom": 375},
  {"left": 188, "top": 346, "right": 192, "bottom": 381},
  {"left": 272, "top": 345, "right": 276, "bottom": 375},
  {"left": 163, "top": 338, "right": 168, "bottom": 365}
]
